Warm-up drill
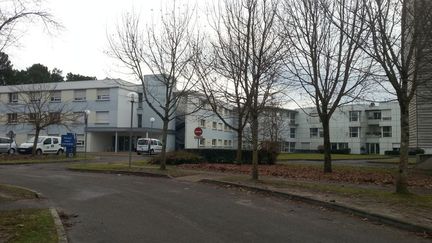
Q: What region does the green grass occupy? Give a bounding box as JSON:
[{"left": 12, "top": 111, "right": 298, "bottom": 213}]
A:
[
  {"left": 277, "top": 153, "right": 391, "bottom": 161},
  {"left": 367, "top": 157, "right": 417, "bottom": 164},
  {"left": 0, "top": 184, "right": 38, "bottom": 202},
  {"left": 68, "top": 161, "right": 197, "bottom": 178},
  {"left": 221, "top": 175, "right": 432, "bottom": 209},
  {"left": 0, "top": 209, "right": 57, "bottom": 243}
]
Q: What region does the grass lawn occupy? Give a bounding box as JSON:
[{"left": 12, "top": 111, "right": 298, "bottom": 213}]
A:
[
  {"left": 0, "top": 209, "right": 57, "bottom": 243},
  {"left": 0, "top": 184, "right": 38, "bottom": 202},
  {"left": 0, "top": 154, "right": 94, "bottom": 165},
  {"left": 68, "top": 161, "right": 197, "bottom": 178},
  {"left": 367, "top": 157, "right": 417, "bottom": 164},
  {"left": 277, "top": 153, "right": 392, "bottom": 161},
  {"left": 221, "top": 175, "right": 432, "bottom": 210}
]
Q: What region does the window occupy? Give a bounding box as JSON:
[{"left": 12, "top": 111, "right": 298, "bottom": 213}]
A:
[
  {"left": 74, "top": 90, "right": 86, "bottom": 101},
  {"left": 212, "top": 122, "right": 217, "bottom": 130},
  {"left": 224, "top": 124, "right": 229, "bottom": 131},
  {"left": 29, "top": 92, "right": 41, "bottom": 102},
  {"left": 138, "top": 93, "right": 143, "bottom": 108},
  {"left": 53, "top": 138, "right": 59, "bottom": 145},
  {"left": 76, "top": 134, "right": 85, "bottom": 147},
  {"left": 368, "top": 111, "right": 381, "bottom": 120},
  {"left": 290, "top": 128, "right": 296, "bottom": 138},
  {"left": 50, "top": 91, "right": 61, "bottom": 102},
  {"left": 96, "top": 88, "right": 110, "bottom": 100},
  {"left": 349, "top": 111, "right": 361, "bottom": 122},
  {"left": 9, "top": 93, "right": 18, "bottom": 103},
  {"left": 28, "top": 113, "right": 36, "bottom": 122},
  {"left": 382, "top": 126, "right": 392, "bottom": 137},
  {"left": 289, "top": 113, "right": 296, "bottom": 124},
  {"left": 200, "top": 119, "right": 206, "bottom": 127},
  {"left": 212, "top": 139, "right": 217, "bottom": 146},
  {"left": 310, "top": 128, "right": 318, "bottom": 138},
  {"left": 338, "top": 143, "right": 349, "bottom": 149},
  {"left": 137, "top": 114, "right": 142, "bottom": 128},
  {"left": 218, "top": 139, "right": 223, "bottom": 146},
  {"left": 331, "top": 143, "right": 338, "bottom": 150},
  {"left": 224, "top": 140, "right": 228, "bottom": 146},
  {"left": 228, "top": 140, "right": 232, "bottom": 147},
  {"left": 349, "top": 127, "right": 360, "bottom": 138},
  {"left": 7, "top": 113, "right": 17, "bottom": 123},
  {"left": 43, "top": 138, "right": 51, "bottom": 145},
  {"left": 218, "top": 123, "right": 223, "bottom": 131},
  {"left": 95, "top": 111, "right": 109, "bottom": 124},
  {"left": 199, "top": 138, "right": 205, "bottom": 146},
  {"left": 49, "top": 112, "right": 61, "bottom": 122}
]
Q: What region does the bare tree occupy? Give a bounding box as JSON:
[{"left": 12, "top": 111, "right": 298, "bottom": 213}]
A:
[
  {"left": 5, "top": 83, "right": 81, "bottom": 155},
  {"left": 199, "top": 0, "right": 287, "bottom": 180},
  {"left": 0, "top": 0, "right": 60, "bottom": 52},
  {"left": 356, "top": 0, "right": 432, "bottom": 193},
  {"left": 280, "top": 0, "right": 372, "bottom": 173},
  {"left": 108, "top": 1, "right": 200, "bottom": 170}
]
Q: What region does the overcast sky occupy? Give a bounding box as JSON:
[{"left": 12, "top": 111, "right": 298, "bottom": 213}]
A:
[{"left": 7, "top": 0, "right": 175, "bottom": 81}]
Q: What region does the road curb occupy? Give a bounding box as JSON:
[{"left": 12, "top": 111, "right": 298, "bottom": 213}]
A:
[
  {"left": 50, "top": 208, "right": 68, "bottom": 243},
  {"left": 4, "top": 184, "right": 45, "bottom": 199},
  {"left": 200, "top": 179, "right": 432, "bottom": 235},
  {"left": 67, "top": 168, "right": 171, "bottom": 178}
]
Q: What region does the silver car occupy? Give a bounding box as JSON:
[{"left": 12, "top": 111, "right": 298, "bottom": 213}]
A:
[{"left": 0, "top": 137, "right": 17, "bottom": 154}]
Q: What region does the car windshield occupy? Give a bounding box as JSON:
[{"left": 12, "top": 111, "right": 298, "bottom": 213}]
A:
[
  {"left": 26, "top": 137, "right": 44, "bottom": 143},
  {"left": 137, "top": 139, "right": 149, "bottom": 145}
]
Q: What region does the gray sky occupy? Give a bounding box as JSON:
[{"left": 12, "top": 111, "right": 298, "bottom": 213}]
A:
[{"left": 8, "top": 0, "right": 168, "bottom": 81}]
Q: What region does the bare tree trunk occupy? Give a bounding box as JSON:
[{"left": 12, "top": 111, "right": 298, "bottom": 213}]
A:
[
  {"left": 321, "top": 116, "right": 332, "bottom": 173},
  {"left": 160, "top": 119, "right": 169, "bottom": 170},
  {"left": 236, "top": 129, "right": 243, "bottom": 164},
  {"left": 396, "top": 102, "right": 410, "bottom": 193},
  {"left": 251, "top": 113, "right": 259, "bottom": 180},
  {"left": 32, "top": 128, "right": 40, "bottom": 156}
]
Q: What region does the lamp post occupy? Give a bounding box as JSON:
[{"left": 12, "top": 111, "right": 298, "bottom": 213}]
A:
[
  {"left": 84, "top": 110, "right": 91, "bottom": 159},
  {"left": 127, "top": 92, "right": 138, "bottom": 168},
  {"left": 148, "top": 117, "right": 155, "bottom": 138}
]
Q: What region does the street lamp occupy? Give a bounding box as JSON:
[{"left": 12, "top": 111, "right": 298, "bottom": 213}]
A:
[
  {"left": 84, "top": 109, "right": 91, "bottom": 159},
  {"left": 147, "top": 117, "right": 155, "bottom": 138},
  {"left": 127, "top": 92, "right": 138, "bottom": 168}
]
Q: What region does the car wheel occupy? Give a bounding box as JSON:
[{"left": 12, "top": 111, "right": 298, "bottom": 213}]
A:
[
  {"left": 57, "top": 149, "right": 64, "bottom": 155},
  {"left": 149, "top": 149, "right": 154, "bottom": 155},
  {"left": 8, "top": 148, "right": 15, "bottom": 155},
  {"left": 137, "top": 152, "right": 141, "bottom": 155},
  {"left": 36, "top": 149, "right": 43, "bottom": 156}
]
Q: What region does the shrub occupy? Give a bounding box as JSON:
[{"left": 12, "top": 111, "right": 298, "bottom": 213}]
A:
[
  {"left": 184, "top": 149, "right": 276, "bottom": 164},
  {"left": 384, "top": 148, "right": 425, "bottom": 156},
  {"left": 149, "top": 151, "right": 203, "bottom": 165}
]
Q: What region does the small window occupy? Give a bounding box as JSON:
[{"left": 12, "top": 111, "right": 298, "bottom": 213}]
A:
[
  {"left": 349, "top": 111, "right": 361, "bottom": 122},
  {"left": 74, "top": 90, "right": 86, "bottom": 101},
  {"left": 7, "top": 113, "right": 18, "bottom": 124},
  {"left": 53, "top": 138, "right": 59, "bottom": 144},
  {"left": 382, "top": 126, "right": 392, "bottom": 137},
  {"left": 212, "top": 139, "right": 217, "bottom": 146},
  {"left": 200, "top": 119, "right": 206, "bottom": 127},
  {"left": 43, "top": 138, "right": 51, "bottom": 145},
  {"left": 138, "top": 93, "right": 143, "bottom": 108},
  {"left": 137, "top": 114, "right": 142, "bottom": 128},
  {"left": 349, "top": 127, "right": 360, "bottom": 138},
  {"left": 96, "top": 88, "right": 110, "bottom": 100},
  {"left": 76, "top": 134, "right": 85, "bottom": 146},
  {"left": 310, "top": 128, "right": 318, "bottom": 138},
  {"left": 50, "top": 91, "right": 61, "bottom": 102},
  {"left": 199, "top": 138, "right": 205, "bottom": 146},
  {"left": 9, "top": 93, "right": 18, "bottom": 103},
  {"left": 158, "top": 141, "right": 163, "bottom": 146},
  {"left": 49, "top": 112, "right": 61, "bottom": 123},
  {"left": 290, "top": 128, "right": 296, "bottom": 138},
  {"left": 218, "top": 123, "right": 223, "bottom": 131},
  {"left": 212, "top": 122, "right": 217, "bottom": 130}
]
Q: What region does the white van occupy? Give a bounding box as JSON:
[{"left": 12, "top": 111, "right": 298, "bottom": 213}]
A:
[
  {"left": 18, "top": 136, "right": 64, "bottom": 155},
  {"left": 136, "top": 138, "right": 163, "bottom": 155}
]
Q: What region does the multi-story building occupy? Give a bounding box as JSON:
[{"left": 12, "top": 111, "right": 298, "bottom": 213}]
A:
[
  {"left": 295, "top": 102, "right": 400, "bottom": 154},
  {"left": 0, "top": 79, "right": 176, "bottom": 152}
]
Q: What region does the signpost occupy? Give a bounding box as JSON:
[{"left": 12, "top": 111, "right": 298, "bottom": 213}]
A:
[
  {"left": 61, "top": 133, "right": 76, "bottom": 158},
  {"left": 194, "top": 127, "right": 203, "bottom": 148}
]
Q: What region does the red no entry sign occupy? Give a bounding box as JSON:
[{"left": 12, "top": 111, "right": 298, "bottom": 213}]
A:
[{"left": 194, "top": 127, "right": 203, "bottom": 136}]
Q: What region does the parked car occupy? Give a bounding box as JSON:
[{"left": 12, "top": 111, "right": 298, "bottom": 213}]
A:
[
  {"left": 136, "top": 138, "right": 163, "bottom": 155},
  {"left": 0, "top": 137, "right": 17, "bottom": 154},
  {"left": 18, "top": 136, "right": 64, "bottom": 155}
]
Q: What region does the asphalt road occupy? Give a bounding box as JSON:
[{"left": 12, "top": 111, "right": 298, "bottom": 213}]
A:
[{"left": 0, "top": 163, "right": 429, "bottom": 243}]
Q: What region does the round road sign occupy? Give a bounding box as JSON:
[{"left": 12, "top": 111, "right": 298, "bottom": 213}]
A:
[{"left": 194, "top": 127, "right": 203, "bottom": 136}]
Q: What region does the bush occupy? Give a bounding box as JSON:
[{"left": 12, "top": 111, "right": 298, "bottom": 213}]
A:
[
  {"left": 317, "top": 145, "right": 351, "bottom": 154},
  {"left": 149, "top": 151, "right": 203, "bottom": 165},
  {"left": 184, "top": 149, "right": 276, "bottom": 165},
  {"left": 384, "top": 148, "right": 425, "bottom": 156}
]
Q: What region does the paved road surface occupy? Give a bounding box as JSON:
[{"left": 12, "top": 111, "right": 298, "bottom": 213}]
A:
[{"left": 0, "top": 163, "right": 428, "bottom": 243}]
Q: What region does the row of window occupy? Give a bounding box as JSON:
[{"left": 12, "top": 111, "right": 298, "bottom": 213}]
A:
[
  {"left": 7, "top": 89, "right": 111, "bottom": 103},
  {"left": 5, "top": 111, "right": 110, "bottom": 124},
  {"left": 199, "top": 138, "right": 233, "bottom": 147},
  {"left": 349, "top": 110, "right": 392, "bottom": 122},
  {"left": 310, "top": 126, "right": 393, "bottom": 138}
]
